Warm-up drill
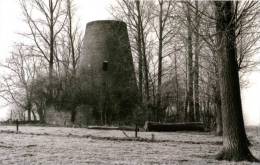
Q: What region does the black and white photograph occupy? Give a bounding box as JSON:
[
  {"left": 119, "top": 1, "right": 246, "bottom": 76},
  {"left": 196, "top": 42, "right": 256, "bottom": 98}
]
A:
[{"left": 0, "top": 0, "right": 260, "bottom": 164}]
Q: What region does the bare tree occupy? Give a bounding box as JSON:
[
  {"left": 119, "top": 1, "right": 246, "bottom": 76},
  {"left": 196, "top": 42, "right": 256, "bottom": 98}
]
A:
[
  {"left": 215, "top": 1, "right": 257, "bottom": 161},
  {"left": 135, "top": 0, "right": 144, "bottom": 103},
  {"left": 153, "top": 0, "right": 175, "bottom": 121},
  {"left": 185, "top": 2, "right": 194, "bottom": 122},
  {"left": 20, "top": 0, "right": 67, "bottom": 102},
  {"left": 65, "top": 0, "right": 81, "bottom": 78},
  {"left": 185, "top": 0, "right": 260, "bottom": 134},
  {"left": 193, "top": 1, "right": 201, "bottom": 122},
  {"left": 0, "top": 44, "right": 41, "bottom": 121},
  {"left": 62, "top": 0, "right": 83, "bottom": 122},
  {"left": 111, "top": 0, "right": 154, "bottom": 105}
]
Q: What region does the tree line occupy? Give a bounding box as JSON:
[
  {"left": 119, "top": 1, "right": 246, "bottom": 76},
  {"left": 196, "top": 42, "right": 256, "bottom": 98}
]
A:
[
  {"left": 111, "top": 0, "right": 260, "bottom": 131},
  {"left": 111, "top": 0, "right": 260, "bottom": 161},
  {"left": 0, "top": 0, "right": 83, "bottom": 122}
]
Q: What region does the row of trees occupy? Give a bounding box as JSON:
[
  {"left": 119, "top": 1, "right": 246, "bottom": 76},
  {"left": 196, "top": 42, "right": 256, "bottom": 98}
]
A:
[
  {"left": 0, "top": 0, "right": 83, "bottom": 122},
  {"left": 111, "top": 0, "right": 260, "bottom": 131},
  {"left": 111, "top": 0, "right": 260, "bottom": 161}
]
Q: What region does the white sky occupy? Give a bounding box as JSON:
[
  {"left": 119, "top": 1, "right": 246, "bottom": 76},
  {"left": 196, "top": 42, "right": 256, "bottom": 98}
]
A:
[{"left": 0, "top": 0, "right": 260, "bottom": 125}]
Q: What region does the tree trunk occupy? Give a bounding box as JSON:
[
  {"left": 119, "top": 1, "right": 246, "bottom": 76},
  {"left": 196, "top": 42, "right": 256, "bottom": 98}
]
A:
[
  {"left": 157, "top": 1, "right": 163, "bottom": 122},
  {"left": 136, "top": 0, "right": 143, "bottom": 104},
  {"left": 71, "top": 109, "right": 77, "bottom": 123},
  {"left": 194, "top": 1, "right": 200, "bottom": 122},
  {"left": 27, "top": 107, "right": 31, "bottom": 121},
  {"left": 36, "top": 102, "right": 45, "bottom": 123},
  {"left": 27, "top": 100, "right": 32, "bottom": 121},
  {"left": 215, "top": 1, "right": 257, "bottom": 161},
  {"left": 137, "top": 0, "right": 150, "bottom": 121},
  {"left": 214, "top": 63, "right": 222, "bottom": 136},
  {"left": 141, "top": 20, "right": 150, "bottom": 104},
  {"left": 48, "top": 0, "right": 55, "bottom": 103},
  {"left": 67, "top": 0, "right": 76, "bottom": 79},
  {"left": 186, "top": 4, "right": 194, "bottom": 122},
  {"left": 215, "top": 83, "right": 222, "bottom": 136},
  {"left": 184, "top": 52, "right": 188, "bottom": 122},
  {"left": 31, "top": 110, "right": 36, "bottom": 121},
  {"left": 174, "top": 53, "right": 180, "bottom": 121}
]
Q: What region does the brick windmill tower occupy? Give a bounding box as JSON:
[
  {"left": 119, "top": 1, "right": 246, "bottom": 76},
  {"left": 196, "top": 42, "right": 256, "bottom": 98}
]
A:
[{"left": 79, "top": 20, "right": 138, "bottom": 124}]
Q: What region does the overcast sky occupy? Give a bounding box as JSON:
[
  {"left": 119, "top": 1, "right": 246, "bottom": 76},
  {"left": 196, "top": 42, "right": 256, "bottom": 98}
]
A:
[{"left": 0, "top": 0, "right": 260, "bottom": 125}]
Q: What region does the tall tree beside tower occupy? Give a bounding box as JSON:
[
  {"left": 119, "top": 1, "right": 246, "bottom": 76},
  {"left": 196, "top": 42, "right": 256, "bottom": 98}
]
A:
[{"left": 215, "top": 1, "right": 257, "bottom": 161}]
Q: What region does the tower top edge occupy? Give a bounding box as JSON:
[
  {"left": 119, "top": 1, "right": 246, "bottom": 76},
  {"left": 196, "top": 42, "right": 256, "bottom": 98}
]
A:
[{"left": 86, "top": 20, "right": 127, "bottom": 28}]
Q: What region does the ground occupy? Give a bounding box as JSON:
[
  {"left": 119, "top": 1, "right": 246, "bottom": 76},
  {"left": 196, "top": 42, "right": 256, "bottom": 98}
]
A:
[{"left": 0, "top": 125, "right": 260, "bottom": 164}]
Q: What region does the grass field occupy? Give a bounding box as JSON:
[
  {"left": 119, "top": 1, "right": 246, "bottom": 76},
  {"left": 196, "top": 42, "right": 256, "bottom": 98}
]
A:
[{"left": 0, "top": 125, "right": 260, "bottom": 164}]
